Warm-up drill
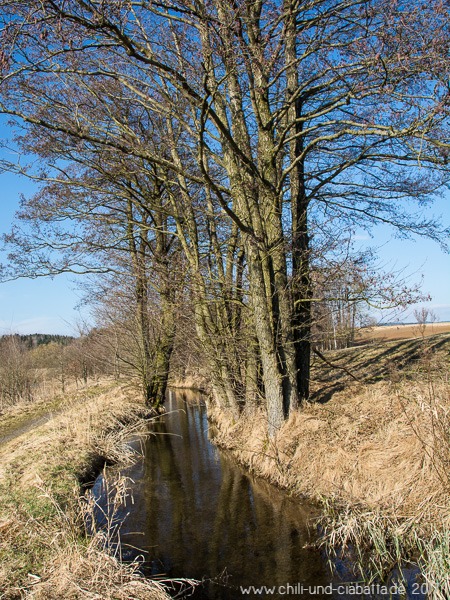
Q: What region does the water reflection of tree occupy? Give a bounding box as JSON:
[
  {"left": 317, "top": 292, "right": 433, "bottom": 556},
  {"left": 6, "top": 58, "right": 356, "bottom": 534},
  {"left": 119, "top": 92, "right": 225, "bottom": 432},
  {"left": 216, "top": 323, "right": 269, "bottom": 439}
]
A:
[{"left": 116, "top": 394, "right": 331, "bottom": 593}]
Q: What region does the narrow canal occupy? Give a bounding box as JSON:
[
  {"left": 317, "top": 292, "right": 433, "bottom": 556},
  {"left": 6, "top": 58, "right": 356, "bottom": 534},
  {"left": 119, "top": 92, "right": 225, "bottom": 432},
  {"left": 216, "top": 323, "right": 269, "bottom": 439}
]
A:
[{"left": 90, "top": 389, "right": 422, "bottom": 599}]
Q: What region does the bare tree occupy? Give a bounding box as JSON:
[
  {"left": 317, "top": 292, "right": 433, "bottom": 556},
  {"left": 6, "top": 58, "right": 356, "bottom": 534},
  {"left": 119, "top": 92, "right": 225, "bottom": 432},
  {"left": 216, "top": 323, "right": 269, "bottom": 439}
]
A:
[
  {"left": 312, "top": 245, "right": 428, "bottom": 350},
  {"left": 414, "top": 306, "right": 437, "bottom": 338},
  {"left": 0, "top": 336, "right": 34, "bottom": 408},
  {"left": 2, "top": 121, "right": 183, "bottom": 407},
  {"left": 1, "top": 0, "right": 449, "bottom": 434}
]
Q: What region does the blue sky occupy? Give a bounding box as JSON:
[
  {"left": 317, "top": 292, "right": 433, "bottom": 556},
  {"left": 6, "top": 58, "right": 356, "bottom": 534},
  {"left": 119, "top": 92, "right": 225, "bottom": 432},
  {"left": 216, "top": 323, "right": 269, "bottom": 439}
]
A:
[
  {"left": 1, "top": 121, "right": 449, "bottom": 335},
  {"left": 353, "top": 198, "right": 450, "bottom": 323},
  {"left": 0, "top": 167, "right": 90, "bottom": 336}
]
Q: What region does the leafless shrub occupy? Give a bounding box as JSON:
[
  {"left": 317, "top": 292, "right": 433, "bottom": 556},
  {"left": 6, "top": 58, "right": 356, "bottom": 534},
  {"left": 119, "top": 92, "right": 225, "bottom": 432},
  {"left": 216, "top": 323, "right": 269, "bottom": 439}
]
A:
[
  {"left": 414, "top": 307, "right": 437, "bottom": 338},
  {"left": 0, "top": 335, "right": 35, "bottom": 409}
]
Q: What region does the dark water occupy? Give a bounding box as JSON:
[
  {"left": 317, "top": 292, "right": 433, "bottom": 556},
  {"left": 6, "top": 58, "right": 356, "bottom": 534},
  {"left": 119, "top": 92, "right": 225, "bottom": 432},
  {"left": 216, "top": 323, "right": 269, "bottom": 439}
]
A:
[{"left": 90, "top": 390, "right": 425, "bottom": 599}]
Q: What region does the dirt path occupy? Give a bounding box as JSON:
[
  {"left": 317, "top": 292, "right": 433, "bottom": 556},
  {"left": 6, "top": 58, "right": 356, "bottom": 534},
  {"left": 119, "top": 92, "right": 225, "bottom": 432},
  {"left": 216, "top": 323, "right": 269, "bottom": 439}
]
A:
[
  {"left": 0, "top": 383, "right": 88, "bottom": 447},
  {"left": 0, "top": 408, "right": 63, "bottom": 446}
]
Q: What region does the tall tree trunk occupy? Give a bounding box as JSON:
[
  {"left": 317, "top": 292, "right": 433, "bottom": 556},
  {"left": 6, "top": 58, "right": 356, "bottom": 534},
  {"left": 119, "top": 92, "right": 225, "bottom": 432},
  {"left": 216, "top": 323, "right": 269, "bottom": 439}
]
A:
[
  {"left": 292, "top": 196, "right": 311, "bottom": 402},
  {"left": 126, "top": 199, "right": 153, "bottom": 405},
  {"left": 285, "top": 2, "right": 312, "bottom": 403},
  {"left": 246, "top": 237, "right": 285, "bottom": 436},
  {"left": 148, "top": 293, "right": 176, "bottom": 409},
  {"left": 199, "top": 8, "right": 289, "bottom": 432}
]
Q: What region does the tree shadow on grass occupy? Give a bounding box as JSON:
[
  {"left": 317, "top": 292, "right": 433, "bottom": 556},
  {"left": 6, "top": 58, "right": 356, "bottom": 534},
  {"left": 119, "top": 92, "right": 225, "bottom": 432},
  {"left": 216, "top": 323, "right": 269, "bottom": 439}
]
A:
[{"left": 310, "top": 333, "right": 450, "bottom": 405}]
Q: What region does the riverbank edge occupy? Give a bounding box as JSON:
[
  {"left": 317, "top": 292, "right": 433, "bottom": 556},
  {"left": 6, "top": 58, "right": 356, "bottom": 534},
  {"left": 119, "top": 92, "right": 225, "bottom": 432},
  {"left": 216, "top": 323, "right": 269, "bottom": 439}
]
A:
[
  {"left": 190, "top": 373, "right": 450, "bottom": 597},
  {"left": 0, "top": 379, "right": 171, "bottom": 600}
]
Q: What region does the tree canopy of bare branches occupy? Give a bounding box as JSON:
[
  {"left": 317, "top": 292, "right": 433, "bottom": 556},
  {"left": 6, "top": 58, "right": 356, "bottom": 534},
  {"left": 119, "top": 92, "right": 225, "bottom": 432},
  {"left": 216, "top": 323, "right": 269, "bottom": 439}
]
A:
[{"left": 1, "top": 0, "right": 449, "bottom": 434}]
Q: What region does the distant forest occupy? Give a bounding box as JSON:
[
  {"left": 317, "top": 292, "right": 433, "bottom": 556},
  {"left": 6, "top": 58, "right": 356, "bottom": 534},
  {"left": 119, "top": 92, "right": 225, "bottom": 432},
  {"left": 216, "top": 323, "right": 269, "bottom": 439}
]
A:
[{"left": 0, "top": 334, "right": 75, "bottom": 349}]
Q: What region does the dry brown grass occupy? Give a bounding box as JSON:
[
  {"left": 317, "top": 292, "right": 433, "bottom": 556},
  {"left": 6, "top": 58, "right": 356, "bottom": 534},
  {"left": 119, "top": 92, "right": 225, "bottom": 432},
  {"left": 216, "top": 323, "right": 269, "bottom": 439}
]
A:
[
  {"left": 209, "top": 335, "right": 450, "bottom": 592},
  {"left": 0, "top": 378, "right": 76, "bottom": 442},
  {"left": 0, "top": 379, "right": 171, "bottom": 600},
  {"left": 211, "top": 375, "right": 449, "bottom": 516},
  {"left": 27, "top": 544, "right": 170, "bottom": 600},
  {"left": 168, "top": 374, "right": 208, "bottom": 392}
]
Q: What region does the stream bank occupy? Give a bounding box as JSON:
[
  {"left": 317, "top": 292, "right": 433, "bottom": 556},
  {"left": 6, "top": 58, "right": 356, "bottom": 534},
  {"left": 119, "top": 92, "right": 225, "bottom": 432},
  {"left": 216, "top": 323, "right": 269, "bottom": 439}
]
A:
[
  {"left": 0, "top": 379, "right": 170, "bottom": 600},
  {"left": 137, "top": 335, "right": 449, "bottom": 597},
  {"left": 205, "top": 363, "right": 450, "bottom": 598},
  {"left": 91, "top": 390, "right": 336, "bottom": 599}
]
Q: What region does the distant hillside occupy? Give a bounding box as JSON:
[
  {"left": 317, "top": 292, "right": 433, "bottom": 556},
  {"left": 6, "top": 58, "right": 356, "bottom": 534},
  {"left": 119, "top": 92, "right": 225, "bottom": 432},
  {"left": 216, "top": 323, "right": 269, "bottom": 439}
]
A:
[
  {"left": 0, "top": 333, "right": 75, "bottom": 349},
  {"left": 356, "top": 321, "right": 450, "bottom": 342},
  {"left": 311, "top": 332, "right": 450, "bottom": 402}
]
